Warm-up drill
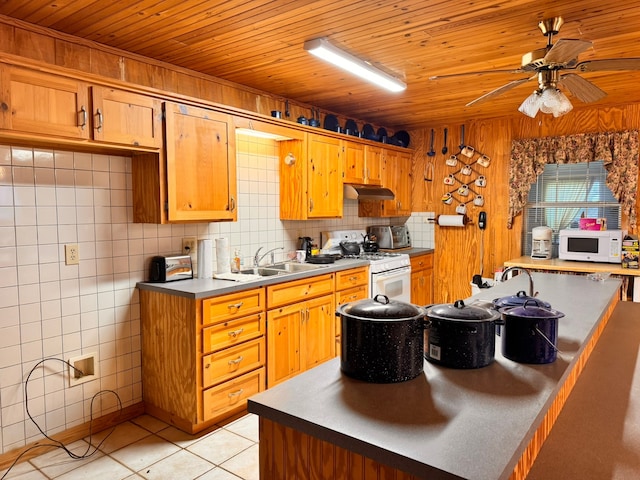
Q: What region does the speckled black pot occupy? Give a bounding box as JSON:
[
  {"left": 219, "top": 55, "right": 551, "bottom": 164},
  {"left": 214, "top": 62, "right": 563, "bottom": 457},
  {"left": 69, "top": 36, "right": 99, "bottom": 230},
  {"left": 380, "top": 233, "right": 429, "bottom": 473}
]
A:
[
  {"left": 337, "top": 295, "right": 428, "bottom": 383},
  {"left": 424, "top": 300, "right": 502, "bottom": 369}
]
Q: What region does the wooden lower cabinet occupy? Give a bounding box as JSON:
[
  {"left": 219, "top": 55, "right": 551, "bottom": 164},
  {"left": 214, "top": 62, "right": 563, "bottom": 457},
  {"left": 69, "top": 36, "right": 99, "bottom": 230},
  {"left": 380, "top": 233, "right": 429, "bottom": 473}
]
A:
[
  {"left": 266, "top": 273, "right": 336, "bottom": 387},
  {"left": 140, "top": 287, "right": 266, "bottom": 433},
  {"left": 411, "top": 253, "right": 434, "bottom": 305},
  {"left": 334, "top": 266, "right": 369, "bottom": 352}
]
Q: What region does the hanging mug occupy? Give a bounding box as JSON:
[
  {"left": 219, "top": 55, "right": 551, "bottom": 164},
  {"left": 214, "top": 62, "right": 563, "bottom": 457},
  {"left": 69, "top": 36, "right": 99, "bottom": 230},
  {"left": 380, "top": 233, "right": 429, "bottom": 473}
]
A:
[
  {"left": 474, "top": 194, "right": 485, "bottom": 206},
  {"left": 446, "top": 155, "right": 458, "bottom": 167},
  {"left": 441, "top": 192, "right": 453, "bottom": 205},
  {"left": 457, "top": 184, "right": 469, "bottom": 196},
  {"left": 444, "top": 174, "right": 455, "bottom": 185},
  {"left": 461, "top": 145, "right": 475, "bottom": 158},
  {"left": 478, "top": 155, "right": 491, "bottom": 167},
  {"left": 455, "top": 203, "right": 467, "bottom": 215},
  {"left": 475, "top": 175, "right": 487, "bottom": 187},
  {"left": 461, "top": 164, "right": 473, "bottom": 176}
]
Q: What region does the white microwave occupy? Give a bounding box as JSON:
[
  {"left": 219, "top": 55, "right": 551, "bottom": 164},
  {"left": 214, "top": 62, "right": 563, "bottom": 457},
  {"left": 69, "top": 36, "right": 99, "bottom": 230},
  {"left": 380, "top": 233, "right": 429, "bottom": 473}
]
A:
[{"left": 558, "top": 229, "right": 622, "bottom": 263}]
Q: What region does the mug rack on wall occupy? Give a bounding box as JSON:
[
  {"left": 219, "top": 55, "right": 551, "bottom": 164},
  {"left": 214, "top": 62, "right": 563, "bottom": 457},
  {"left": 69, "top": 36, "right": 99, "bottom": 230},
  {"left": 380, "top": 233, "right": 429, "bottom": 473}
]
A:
[{"left": 441, "top": 144, "right": 491, "bottom": 215}]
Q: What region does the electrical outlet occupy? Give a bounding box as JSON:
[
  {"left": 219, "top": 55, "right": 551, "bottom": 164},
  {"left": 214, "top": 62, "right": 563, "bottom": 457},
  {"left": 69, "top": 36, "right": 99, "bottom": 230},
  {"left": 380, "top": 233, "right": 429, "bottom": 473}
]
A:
[
  {"left": 182, "top": 237, "right": 197, "bottom": 256},
  {"left": 68, "top": 352, "right": 99, "bottom": 387},
  {"left": 65, "top": 244, "right": 79, "bottom": 265}
]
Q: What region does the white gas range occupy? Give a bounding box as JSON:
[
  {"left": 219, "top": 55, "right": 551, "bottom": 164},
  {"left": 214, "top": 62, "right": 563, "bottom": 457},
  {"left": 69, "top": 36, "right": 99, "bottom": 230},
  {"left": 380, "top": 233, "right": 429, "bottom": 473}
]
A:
[{"left": 321, "top": 230, "right": 411, "bottom": 302}]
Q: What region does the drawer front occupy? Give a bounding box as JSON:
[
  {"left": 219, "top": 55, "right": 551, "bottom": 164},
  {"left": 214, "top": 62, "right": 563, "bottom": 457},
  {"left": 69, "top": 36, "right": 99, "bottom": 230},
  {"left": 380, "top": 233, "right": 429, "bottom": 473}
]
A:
[
  {"left": 203, "top": 313, "right": 265, "bottom": 353},
  {"left": 203, "top": 337, "right": 265, "bottom": 388},
  {"left": 202, "top": 288, "right": 265, "bottom": 325},
  {"left": 335, "top": 285, "right": 368, "bottom": 306},
  {"left": 335, "top": 267, "right": 369, "bottom": 290},
  {"left": 266, "top": 273, "right": 334, "bottom": 309},
  {"left": 202, "top": 367, "right": 265, "bottom": 421},
  {"left": 410, "top": 253, "right": 434, "bottom": 271}
]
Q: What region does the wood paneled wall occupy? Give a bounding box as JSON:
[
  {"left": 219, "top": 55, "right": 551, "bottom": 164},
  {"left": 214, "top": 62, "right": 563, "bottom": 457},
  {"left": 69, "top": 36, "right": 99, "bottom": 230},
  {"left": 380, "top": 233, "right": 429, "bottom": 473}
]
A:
[{"left": 410, "top": 107, "right": 640, "bottom": 303}]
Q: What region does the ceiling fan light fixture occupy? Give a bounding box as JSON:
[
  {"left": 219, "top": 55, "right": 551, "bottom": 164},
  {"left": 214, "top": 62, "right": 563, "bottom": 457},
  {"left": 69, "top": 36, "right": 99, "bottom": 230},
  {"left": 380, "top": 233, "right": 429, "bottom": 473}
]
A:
[
  {"left": 518, "top": 91, "right": 543, "bottom": 118},
  {"left": 303, "top": 38, "right": 406, "bottom": 93},
  {"left": 539, "top": 88, "right": 573, "bottom": 117}
]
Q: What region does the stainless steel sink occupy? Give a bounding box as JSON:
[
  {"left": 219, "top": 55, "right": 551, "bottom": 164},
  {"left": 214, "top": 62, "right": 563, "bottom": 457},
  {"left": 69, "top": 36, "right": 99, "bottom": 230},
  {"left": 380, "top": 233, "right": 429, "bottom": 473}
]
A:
[
  {"left": 269, "top": 261, "right": 329, "bottom": 272},
  {"left": 239, "top": 267, "right": 285, "bottom": 277}
]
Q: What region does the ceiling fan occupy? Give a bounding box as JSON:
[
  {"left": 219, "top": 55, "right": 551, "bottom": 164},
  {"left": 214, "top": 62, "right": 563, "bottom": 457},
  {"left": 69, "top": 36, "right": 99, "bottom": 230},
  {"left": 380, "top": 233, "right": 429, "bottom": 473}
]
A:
[{"left": 430, "top": 17, "right": 640, "bottom": 117}]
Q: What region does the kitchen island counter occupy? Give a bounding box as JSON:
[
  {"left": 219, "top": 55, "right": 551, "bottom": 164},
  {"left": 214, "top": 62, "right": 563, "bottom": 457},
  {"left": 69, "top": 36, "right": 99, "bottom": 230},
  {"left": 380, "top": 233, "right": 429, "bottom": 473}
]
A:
[{"left": 248, "top": 273, "right": 620, "bottom": 479}]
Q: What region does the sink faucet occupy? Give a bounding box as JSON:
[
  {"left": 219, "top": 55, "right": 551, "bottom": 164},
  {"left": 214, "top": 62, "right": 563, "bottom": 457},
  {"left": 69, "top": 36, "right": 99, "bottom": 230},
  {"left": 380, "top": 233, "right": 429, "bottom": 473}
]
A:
[
  {"left": 254, "top": 246, "right": 284, "bottom": 267},
  {"left": 500, "top": 266, "right": 536, "bottom": 297}
]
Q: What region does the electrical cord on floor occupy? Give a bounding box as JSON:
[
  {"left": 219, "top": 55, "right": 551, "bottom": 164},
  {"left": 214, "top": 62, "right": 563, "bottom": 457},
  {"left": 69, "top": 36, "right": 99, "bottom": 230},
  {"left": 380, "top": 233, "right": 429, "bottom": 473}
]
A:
[{"left": 1, "top": 357, "right": 123, "bottom": 480}]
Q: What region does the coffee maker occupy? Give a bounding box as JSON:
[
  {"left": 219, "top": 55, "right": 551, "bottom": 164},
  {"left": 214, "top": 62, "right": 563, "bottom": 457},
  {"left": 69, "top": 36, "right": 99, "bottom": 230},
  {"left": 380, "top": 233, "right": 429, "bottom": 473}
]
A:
[{"left": 531, "top": 226, "right": 552, "bottom": 259}]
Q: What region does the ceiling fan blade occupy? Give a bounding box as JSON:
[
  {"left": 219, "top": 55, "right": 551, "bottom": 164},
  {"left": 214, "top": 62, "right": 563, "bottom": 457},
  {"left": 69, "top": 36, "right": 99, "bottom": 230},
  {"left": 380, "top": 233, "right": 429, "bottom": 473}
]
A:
[
  {"left": 466, "top": 77, "right": 533, "bottom": 106},
  {"left": 544, "top": 39, "right": 593, "bottom": 66},
  {"left": 559, "top": 74, "right": 607, "bottom": 103},
  {"left": 574, "top": 58, "right": 640, "bottom": 72},
  {"left": 429, "top": 68, "right": 525, "bottom": 81}
]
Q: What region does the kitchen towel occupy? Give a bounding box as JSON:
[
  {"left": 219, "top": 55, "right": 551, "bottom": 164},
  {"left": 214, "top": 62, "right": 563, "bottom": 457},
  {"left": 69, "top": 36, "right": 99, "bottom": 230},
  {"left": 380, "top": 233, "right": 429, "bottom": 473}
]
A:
[
  {"left": 437, "top": 214, "right": 468, "bottom": 227},
  {"left": 215, "top": 237, "right": 231, "bottom": 274},
  {"left": 198, "top": 239, "right": 213, "bottom": 278}
]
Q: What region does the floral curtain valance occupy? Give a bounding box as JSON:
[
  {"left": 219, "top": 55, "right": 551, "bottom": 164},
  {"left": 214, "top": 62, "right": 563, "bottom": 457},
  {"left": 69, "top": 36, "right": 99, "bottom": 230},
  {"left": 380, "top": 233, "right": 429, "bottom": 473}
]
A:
[{"left": 508, "top": 130, "right": 639, "bottom": 229}]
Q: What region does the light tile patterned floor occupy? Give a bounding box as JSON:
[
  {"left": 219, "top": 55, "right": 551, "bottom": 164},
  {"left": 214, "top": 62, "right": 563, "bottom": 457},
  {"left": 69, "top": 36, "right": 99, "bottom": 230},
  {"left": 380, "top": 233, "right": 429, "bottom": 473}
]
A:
[{"left": 2, "top": 414, "right": 259, "bottom": 480}]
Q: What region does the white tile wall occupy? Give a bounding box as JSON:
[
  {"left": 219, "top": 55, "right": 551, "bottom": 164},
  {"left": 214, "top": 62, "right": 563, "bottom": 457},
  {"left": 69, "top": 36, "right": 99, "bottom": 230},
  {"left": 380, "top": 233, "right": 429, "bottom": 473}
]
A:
[{"left": 0, "top": 138, "right": 434, "bottom": 455}]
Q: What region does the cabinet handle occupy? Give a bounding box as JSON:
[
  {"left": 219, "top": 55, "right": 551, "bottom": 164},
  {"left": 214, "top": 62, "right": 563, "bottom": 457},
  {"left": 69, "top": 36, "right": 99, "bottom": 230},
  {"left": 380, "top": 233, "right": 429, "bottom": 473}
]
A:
[
  {"left": 78, "top": 106, "right": 87, "bottom": 130},
  {"left": 228, "top": 328, "right": 244, "bottom": 338},
  {"left": 94, "top": 108, "right": 103, "bottom": 132},
  {"left": 366, "top": 167, "right": 370, "bottom": 180},
  {"left": 227, "top": 301, "right": 244, "bottom": 311},
  {"left": 228, "top": 355, "right": 244, "bottom": 365},
  {"left": 228, "top": 389, "right": 244, "bottom": 398},
  {"left": 349, "top": 275, "right": 358, "bottom": 282},
  {"left": 309, "top": 198, "right": 314, "bottom": 212},
  {"left": 300, "top": 309, "right": 305, "bottom": 323},
  {"left": 229, "top": 196, "right": 236, "bottom": 212}
]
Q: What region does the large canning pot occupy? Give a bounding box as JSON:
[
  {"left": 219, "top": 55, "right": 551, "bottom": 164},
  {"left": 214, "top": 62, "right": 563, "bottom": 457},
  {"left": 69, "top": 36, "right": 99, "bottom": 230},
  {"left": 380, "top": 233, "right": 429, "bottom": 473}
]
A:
[
  {"left": 424, "top": 300, "right": 502, "bottom": 369},
  {"left": 500, "top": 301, "right": 565, "bottom": 364},
  {"left": 336, "top": 295, "right": 428, "bottom": 383},
  {"left": 493, "top": 290, "right": 551, "bottom": 309}
]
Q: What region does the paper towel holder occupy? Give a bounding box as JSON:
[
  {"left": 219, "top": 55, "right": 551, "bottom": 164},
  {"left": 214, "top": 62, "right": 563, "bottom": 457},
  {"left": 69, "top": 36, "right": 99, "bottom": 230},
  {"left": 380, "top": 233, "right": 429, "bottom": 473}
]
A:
[{"left": 433, "top": 214, "right": 472, "bottom": 227}]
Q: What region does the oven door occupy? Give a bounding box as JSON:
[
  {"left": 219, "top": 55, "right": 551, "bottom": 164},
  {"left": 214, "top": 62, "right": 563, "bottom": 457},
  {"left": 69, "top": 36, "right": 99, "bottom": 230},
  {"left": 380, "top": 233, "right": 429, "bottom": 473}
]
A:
[{"left": 370, "top": 266, "right": 411, "bottom": 303}]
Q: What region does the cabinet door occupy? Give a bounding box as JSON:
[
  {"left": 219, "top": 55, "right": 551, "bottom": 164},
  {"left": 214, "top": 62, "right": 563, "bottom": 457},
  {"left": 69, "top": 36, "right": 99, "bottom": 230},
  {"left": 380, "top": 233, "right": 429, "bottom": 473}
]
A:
[
  {"left": 343, "top": 140, "right": 366, "bottom": 184},
  {"left": 307, "top": 134, "right": 343, "bottom": 218},
  {"left": 0, "top": 66, "right": 90, "bottom": 139},
  {"left": 165, "top": 102, "right": 237, "bottom": 221},
  {"left": 267, "top": 304, "right": 302, "bottom": 387},
  {"left": 393, "top": 150, "right": 413, "bottom": 215},
  {"left": 364, "top": 145, "right": 383, "bottom": 185},
  {"left": 91, "top": 86, "right": 163, "bottom": 148},
  {"left": 302, "top": 295, "right": 336, "bottom": 370}
]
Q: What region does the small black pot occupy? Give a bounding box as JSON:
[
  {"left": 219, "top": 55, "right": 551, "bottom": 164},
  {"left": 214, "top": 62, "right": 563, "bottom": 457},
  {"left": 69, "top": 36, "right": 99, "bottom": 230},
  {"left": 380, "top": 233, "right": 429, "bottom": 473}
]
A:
[
  {"left": 337, "top": 295, "right": 428, "bottom": 383},
  {"left": 424, "top": 300, "right": 502, "bottom": 369},
  {"left": 339, "top": 241, "right": 361, "bottom": 256},
  {"left": 500, "top": 302, "right": 564, "bottom": 364}
]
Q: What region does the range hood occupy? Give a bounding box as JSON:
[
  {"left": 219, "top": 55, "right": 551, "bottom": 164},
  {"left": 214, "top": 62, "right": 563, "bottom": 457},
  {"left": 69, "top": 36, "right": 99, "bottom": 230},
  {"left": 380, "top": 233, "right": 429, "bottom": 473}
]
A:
[{"left": 343, "top": 184, "right": 395, "bottom": 201}]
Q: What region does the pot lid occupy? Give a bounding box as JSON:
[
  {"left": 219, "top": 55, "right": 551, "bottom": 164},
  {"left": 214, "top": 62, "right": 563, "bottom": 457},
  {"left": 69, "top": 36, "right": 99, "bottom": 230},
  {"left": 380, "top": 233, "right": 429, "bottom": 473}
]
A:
[
  {"left": 502, "top": 302, "right": 565, "bottom": 319},
  {"left": 493, "top": 290, "right": 551, "bottom": 309},
  {"left": 340, "top": 294, "right": 423, "bottom": 321},
  {"left": 427, "top": 299, "right": 500, "bottom": 322}
]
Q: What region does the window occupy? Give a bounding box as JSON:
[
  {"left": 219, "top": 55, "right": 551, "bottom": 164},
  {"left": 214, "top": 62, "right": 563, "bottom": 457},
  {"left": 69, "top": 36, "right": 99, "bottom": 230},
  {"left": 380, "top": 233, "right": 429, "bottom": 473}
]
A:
[{"left": 522, "top": 161, "right": 621, "bottom": 257}]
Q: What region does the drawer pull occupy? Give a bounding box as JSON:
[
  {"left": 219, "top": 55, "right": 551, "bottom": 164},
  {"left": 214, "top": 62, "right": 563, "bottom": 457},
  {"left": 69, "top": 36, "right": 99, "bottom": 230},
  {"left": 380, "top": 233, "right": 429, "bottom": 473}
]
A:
[
  {"left": 228, "top": 328, "right": 244, "bottom": 338},
  {"left": 227, "top": 301, "right": 244, "bottom": 311},
  {"left": 228, "top": 389, "right": 244, "bottom": 398},
  {"left": 228, "top": 356, "right": 244, "bottom": 365},
  {"left": 349, "top": 276, "right": 358, "bottom": 281}
]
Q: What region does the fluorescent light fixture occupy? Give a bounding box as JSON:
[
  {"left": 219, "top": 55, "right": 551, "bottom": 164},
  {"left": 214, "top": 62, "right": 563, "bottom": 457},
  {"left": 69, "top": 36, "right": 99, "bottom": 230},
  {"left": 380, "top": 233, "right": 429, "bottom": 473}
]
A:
[
  {"left": 304, "top": 38, "right": 406, "bottom": 93},
  {"left": 236, "top": 128, "right": 292, "bottom": 141}
]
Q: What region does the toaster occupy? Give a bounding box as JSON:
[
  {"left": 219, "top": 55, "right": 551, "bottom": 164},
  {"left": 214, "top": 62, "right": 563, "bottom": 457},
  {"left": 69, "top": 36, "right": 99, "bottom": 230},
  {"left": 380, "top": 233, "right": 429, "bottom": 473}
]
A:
[
  {"left": 367, "top": 225, "right": 411, "bottom": 250},
  {"left": 149, "top": 255, "right": 193, "bottom": 282}
]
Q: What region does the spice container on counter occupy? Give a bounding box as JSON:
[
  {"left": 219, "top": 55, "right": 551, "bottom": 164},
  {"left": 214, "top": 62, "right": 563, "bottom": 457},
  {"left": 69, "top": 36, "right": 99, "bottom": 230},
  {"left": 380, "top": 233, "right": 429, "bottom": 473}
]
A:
[{"left": 231, "top": 249, "right": 241, "bottom": 272}]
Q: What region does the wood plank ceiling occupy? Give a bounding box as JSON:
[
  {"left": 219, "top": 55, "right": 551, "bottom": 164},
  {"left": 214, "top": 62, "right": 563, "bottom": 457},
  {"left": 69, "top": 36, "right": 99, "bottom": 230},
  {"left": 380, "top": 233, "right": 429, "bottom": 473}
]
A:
[{"left": 3, "top": 0, "right": 640, "bottom": 130}]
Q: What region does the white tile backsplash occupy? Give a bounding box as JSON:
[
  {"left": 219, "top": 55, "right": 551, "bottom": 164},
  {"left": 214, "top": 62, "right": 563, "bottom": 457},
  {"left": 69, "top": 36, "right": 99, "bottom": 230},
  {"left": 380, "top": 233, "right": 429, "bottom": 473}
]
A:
[{"left": 0, "top": 138, "right": 434, "bottom": 456}]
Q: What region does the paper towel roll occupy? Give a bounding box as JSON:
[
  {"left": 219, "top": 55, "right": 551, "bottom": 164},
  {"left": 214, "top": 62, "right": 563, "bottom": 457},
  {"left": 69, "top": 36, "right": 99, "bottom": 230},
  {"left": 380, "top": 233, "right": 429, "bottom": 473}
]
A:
[
  {"left": 198, "top": 239, "right": 213, "bottom": 278},
  {"left": 215, "top": 237, "right": 231, "bottom": 274},
  {"left": 437, "top": 214, "right": 468, "bottom": 227}
]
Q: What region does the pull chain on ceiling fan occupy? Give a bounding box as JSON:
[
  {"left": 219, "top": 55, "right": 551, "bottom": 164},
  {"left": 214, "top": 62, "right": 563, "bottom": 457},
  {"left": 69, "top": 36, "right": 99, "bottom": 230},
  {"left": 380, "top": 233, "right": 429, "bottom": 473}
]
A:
[{"left": 430, "top": 16, "right": 640, "bottom": 117}]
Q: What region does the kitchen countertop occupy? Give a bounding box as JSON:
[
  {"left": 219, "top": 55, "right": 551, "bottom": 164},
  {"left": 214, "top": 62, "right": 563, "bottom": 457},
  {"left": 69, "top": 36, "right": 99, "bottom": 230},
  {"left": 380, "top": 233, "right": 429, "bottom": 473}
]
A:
[
  {"left": 504, "top": 255, "right": 640, "bottom": 276},
  {"left": 136, "top": 249, "right": 434, "bottom": 299},
  {"left": 247, "top": 272, "right": 621, "bottom": 480}
]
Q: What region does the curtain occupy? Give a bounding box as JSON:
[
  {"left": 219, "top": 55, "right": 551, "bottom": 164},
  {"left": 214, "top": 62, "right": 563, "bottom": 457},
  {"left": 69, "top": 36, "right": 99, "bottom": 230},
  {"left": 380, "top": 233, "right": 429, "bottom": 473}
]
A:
[{"left": 508, "top": 130, "right": 639, "bottom": 229}]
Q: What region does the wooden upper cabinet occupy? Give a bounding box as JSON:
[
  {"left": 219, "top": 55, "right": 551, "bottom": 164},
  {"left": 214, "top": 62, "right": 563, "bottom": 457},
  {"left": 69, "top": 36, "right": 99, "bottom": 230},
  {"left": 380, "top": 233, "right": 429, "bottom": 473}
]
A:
[
  {"left": 307, "top": 133, "right": 343, "bottom": 218},
  {"left": 359, "top": 148, "right": 412, "bottom": 217},
  {"left": 0, "top": 66, "right": 90, "bottom": 139},
  {"left": 364, "top": 145, "right": 383, "bottom": 185},
  {"left": 165, "top": 102, "right": 237, "bottom": 222},
  {"left": 343, "top": 140, "right": 366, "bottom": 184},
  {"left": 91, "top": 86, "right": 162, "bottom": 149}
]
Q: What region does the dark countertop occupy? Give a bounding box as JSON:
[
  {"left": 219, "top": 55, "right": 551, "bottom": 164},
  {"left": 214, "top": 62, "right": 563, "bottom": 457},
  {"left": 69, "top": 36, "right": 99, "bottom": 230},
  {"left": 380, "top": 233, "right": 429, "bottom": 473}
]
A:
[
  {"left": 527, "top": 300, "right": 640, "bottom": 479},
  {"left": 136, "top": 249, "right": 433, "bottom": 299},
  {"left": 247, "top": 273, "right": 621, "bottom": 480}
]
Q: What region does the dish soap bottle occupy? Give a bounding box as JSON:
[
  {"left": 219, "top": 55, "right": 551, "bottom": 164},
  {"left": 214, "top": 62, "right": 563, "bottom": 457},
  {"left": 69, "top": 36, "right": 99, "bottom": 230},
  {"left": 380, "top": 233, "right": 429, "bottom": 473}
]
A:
[{"left": 232, "top": 249, "right": 241, "bottom": 273}]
